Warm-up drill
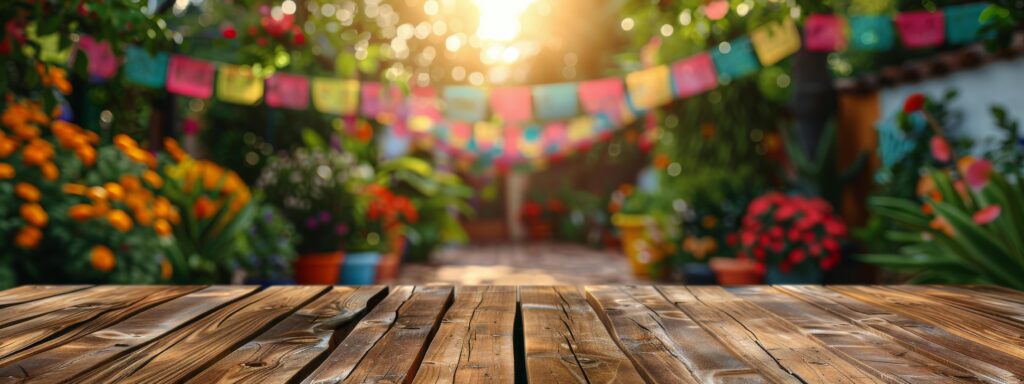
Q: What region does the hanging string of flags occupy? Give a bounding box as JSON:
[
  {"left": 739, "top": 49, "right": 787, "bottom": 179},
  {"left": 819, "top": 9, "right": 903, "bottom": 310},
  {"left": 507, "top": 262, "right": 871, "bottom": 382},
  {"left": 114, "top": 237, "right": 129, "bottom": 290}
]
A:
[{"left": 75, "top": 3, "right": 990, "bottom": 166}]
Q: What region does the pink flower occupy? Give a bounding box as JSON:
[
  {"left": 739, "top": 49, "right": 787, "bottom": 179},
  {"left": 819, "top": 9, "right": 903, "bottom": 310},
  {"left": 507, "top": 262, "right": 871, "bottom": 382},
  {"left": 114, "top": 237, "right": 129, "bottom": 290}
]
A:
[
  {"left": 965, "top": 159, "right": 993, "bottom": 190},
  {"left": 930, "top": 136, "right": 951, "bottom": 163},
  {"left": 788, "top": 248, "right": 806, "bottom": 263},
  {"left": 973, "top": 205, "right": 1001, "bottom": 225}
]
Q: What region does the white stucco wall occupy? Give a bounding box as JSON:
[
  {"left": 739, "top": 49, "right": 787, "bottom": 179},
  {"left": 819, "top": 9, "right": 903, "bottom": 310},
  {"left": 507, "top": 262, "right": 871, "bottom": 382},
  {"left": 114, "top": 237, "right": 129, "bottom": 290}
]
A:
[{"left": 879, "top": 56, "right": 1024, "bottom": 151}]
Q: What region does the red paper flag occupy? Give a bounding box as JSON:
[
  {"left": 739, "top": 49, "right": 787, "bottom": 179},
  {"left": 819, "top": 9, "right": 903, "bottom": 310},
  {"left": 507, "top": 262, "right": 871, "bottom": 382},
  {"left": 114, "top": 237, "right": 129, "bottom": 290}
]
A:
[
  {"left": 490, "top": 87, "right": 533, "bottom": 124},
  {"left": 895, "top": 11, "right": 945, "bottom": 48},
  {"left": 671, "top": 53, "right": 718, "bottom": 98},
  {"left": 74, "top": 36, "right": 118, "bottom": 80},
  {"left": 805, "top": 14, "right": 847, "bottom": 52},
  {"left": 265, "top": 73, "right": 310, "bottom": 110},
  {"left": 579, "top": 78, "right": 625, "bottom": 124},
  {"left": 166, "top": 55, "right": 215, "bottom": 99}
]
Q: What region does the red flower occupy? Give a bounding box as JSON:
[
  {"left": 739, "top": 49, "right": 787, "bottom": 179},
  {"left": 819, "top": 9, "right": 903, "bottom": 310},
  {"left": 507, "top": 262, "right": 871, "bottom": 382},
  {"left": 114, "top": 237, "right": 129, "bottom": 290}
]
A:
[
  {"left": 821, "top": 252, "right": 840, "bottom": 270},
  {"left": 222, "top": 25, "right": 237, "bottom": 39},
  {"left": 293, "top": 32, "right": 306, "bottom": 45},
  {"left": 740, "top": 231, "right": 755, "bottom": 246},
  {"left": 824, "top": 219, "right": 846, "bottom": 237},
  {"left": 973, "top": 205, "right": 1001, "bottom": 225},
  {"left": 965, "top": 159, "right": 993, "bottom": 190},
  {"left": 903, "top": 93, "right": 926, "bottom": 114},
  {"left": 930, "top": 136, "right": 951, "bottom": 163},
  {"left": 788, "top": 248, "right": 805, "bottom": 263}
]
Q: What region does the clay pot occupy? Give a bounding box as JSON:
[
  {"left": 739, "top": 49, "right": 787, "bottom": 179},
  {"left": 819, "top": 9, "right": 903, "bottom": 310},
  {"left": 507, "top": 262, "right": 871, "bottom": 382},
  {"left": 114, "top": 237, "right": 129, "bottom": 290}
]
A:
[
  {"left": 294, "top": 251, "right": 344, "bottom": 284},
  {"left": 709, "top": 257, "right": 762, "bottom": 285}
]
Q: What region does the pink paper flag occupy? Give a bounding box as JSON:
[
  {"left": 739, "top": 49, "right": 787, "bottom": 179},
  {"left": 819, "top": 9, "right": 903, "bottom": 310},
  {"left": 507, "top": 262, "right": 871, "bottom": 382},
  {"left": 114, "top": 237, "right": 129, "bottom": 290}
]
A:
[
  {"left": 503, "top": 125, "right": 521, "bottom": 158},
  {"left": 409, "top": 87, "right": 440, "bottom": 133},
  {"left": 360, "top": 83, "right": 403, "bottom": 120},
  {"left": 490, "top": 87, "right": 533, "bottom": 124},
  {"left": 543, "top": 121, "right": 567, "bottom": 154},
  {"left": 74, "top": 35, "right": 118, "bottom": 80},
  {"left": 579, "top": 78, "right": 625, "bottom": 124},
  {"left": 805, "top": 14, "right": 847, "bottom": 52},
  {"left": 895, "top": 11, "right": 945, "bottom": 48},
  {"left": 265, "top": 73, "right": 309, "bottom": 110},
  {"left": 166, "top": 55, "right": 215, "bottom": 99},
  {"left": 671, "top": 53, "right": 718, "bottom": 98},
  {"left": 449, "top": 122, "right": 472, "bottom": 148}
]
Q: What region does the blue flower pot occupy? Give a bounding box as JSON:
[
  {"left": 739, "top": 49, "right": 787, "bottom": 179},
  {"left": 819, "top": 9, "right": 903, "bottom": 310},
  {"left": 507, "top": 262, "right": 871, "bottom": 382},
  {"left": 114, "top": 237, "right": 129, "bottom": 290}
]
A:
[
  {"left": 765, "top": 266, "right": 823, "bottom": 284},
  {"left": 340, "top": 251, "right": 381, "bottom": 285}
]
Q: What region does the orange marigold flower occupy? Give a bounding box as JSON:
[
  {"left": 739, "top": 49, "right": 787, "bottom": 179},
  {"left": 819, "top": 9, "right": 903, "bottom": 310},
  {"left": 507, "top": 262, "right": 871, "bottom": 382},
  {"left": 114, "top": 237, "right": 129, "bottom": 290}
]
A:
[
  {"left": 143, "top": 170, "right": 163, "bottom": 189},
  {"left": 120, "top": 175, "right": 142, "bottom": 191},
  {"left": 14, "top": 226, "right": 42, "bottom": 250},
  {"left": 163, "top": 137, "right": 187, "bottom": 162},
  {"left": 153, "top": 197, "right": 172, "bottom": 218},
  {"left": 89, "top": 245, "right": 116, "bottom": 272},
  {"left": 15, "top": 182, "right": 40, "bottom": 202},
  {"left": 62, "top": 183, "right": 88, "bottom": 195},
  {"left": 49, "top": 67, "right": 72, "bottom": 95},
  {"left": 85, "top": 130, "right": 99, "bottom": 144},
  {"left": 92, "top": 200, "right": 110, "bottom": 216},
  {"left": 0, "top": 163, "right": 14, "bottom": 179},
  {"left": 20, "top": 203, "right": 48, "bottom": 227},
  {"left": 103, "top": 182, "right": 125, "bottom": 201},
  {"left": 41, "top": 162, "right": 58, "bottom": 181},
  {"left": 169, "top": 209, "right": 181, "bottom": 225},
  {"left": 160, "top": 258, "right": 173, "bottom": 280},
  {"left": 68, "top": 204, "right": 94, "bottom": 221},
  {"left": 0, "top": 137, "right": 18, "bottom": 158},
  {"left": 11, "top": 124, "right": 40, "bottom": 140},
  {"left": 134, "top": 208, "right": 153, "bottom": 227},
  {"left": 107, "top": 210, "right": 133, "bottom": 232},
  {"left": 75, "top": 146, "right": 96, "bottom": 166},
  {"left": 87, "top": 186, "right": 108, "bottom": 201},
  {"left": 21, "top": 139, "right": 53, "bottom": 165},
  {"left": 193, "top": 196, "right": 216, "bottom": 220},
  {"left": 113, "top": 134, "right": 138, "bottom": 151},
  {"left": 154, "top": 219, "right": 172, "bottom": 237}
]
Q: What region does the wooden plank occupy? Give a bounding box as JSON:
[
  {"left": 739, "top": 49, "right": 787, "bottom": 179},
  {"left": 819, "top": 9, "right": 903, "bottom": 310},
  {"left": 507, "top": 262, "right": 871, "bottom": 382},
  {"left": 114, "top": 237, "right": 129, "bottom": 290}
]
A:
[
  {"left": 0, "top": 285, "right": 91, "bottom": 308},
  {"left": 729, "top": 286, "right": 983, "bottom": 383},
  {"left": 894, "top": 285, "right": 1024, "bottom": 325},
  {"left": 778, "top": 285, "right": 1024, "bottom": 383},
  {"left": 659, "top": 286, "right": 881, "bottom": 383},
  {"left": 0, "top": 285, "right": 201, "bottom": 365},
  {"left": 0, "top": 286, "right": 167, "bottom": 329},
  {"left": 520, "top": 286, "right": 644, "bottom": 384},
  {"left": 302, "top": 285, "right": 452, "bottom": 384},
  {"left": 70, "top": 285, "right": 326, "bottom": 384},
  {"left": 413, "top": 286, "right": 516, "bottom": 384},
  {"left": 0, "top": 286, "right": 253, "bottom": 383},
  {"left": 831, "top": 286, "right": 1024, "bottom": 361},
  {"left": 189, "top": 286, "right": 387, "bottom": 384},
  {"left": 586, "top": 285, "right": 767, "bottom": 383}
]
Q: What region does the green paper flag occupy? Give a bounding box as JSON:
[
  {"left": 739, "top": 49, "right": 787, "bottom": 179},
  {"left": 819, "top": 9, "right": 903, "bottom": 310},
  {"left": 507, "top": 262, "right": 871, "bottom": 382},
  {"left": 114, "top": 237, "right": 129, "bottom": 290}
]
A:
[
  {"left": 849, "top": 16, "right": 895, "bottom": 51},
  {"left": 945, "top": 3, "right": 990, "bottom": 45},
  {"left": 711, "top": 37, "right": 760, "bottom": 82}
]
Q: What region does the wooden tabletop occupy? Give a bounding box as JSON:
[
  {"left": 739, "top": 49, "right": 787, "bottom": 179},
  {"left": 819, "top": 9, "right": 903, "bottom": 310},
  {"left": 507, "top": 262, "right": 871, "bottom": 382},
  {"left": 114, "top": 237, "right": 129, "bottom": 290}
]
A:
[{"left": 0, "top": 285, "right": 1022, "bottom": 383}]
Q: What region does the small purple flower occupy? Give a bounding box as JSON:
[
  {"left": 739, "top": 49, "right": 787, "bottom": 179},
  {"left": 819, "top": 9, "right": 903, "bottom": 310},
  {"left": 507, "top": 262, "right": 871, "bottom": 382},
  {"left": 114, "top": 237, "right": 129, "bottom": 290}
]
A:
[
  {"left": 318, "top": 210, "right": 331, "bottom": 223},
  {"left": 336, "top": 223, "right": 349, "bottom": 235},
  {"left": 305, "top": 217, "right": 319, "bottom": 229}
]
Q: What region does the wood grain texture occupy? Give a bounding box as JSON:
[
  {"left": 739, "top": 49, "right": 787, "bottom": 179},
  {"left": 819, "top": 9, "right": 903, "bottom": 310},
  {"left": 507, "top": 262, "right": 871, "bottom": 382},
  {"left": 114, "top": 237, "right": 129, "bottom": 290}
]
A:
[
  {"left": 893, "top": 285, "right": 1024, "bottom": 326},
  {"left": 69, "top": 285, "right": 325, "bottom": 384},
  {"left": 0, "top": 286, "right": 253, "bottom": 384},
  {"left": 0, "top": 285, "right": 91, "bottom": 308},
  {"left": 587, "top": 285, "right": 771, "bottom": 384},
  {"left": 189, "top": 286, "right": 387, "bottom": 384},
  {"left": 660, "top": 286, "right": 882, "bottom": 384},
  {"left": 729, "top": 286, "right": 983, "bottom": 383},
  {"left": 778, "top": 285, "right": 1024, "bottom": 383},
  {"left": 520, "top": 286, "right": 644, "bottom": 384},
  {"left": 0, "top": 285, "right": 201, "bottom": 365},
  {"left": 0, "top": 286, "right": 164, "bottom": 329},
  {"left": 414, "top": 286, "right": 516, "bottom": 384}
]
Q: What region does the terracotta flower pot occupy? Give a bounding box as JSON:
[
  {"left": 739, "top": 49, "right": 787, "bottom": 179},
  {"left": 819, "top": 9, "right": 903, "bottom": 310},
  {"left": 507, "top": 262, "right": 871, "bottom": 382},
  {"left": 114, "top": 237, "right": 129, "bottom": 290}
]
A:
[
  {"left": 375, "top": 252, "right": 401, "bottom": 283},
  {"left": 294, "top": 251, "right": 344, "bottom": 284},
  {"left": 709, "top": 257, "right": 762, "bottom": 285}
]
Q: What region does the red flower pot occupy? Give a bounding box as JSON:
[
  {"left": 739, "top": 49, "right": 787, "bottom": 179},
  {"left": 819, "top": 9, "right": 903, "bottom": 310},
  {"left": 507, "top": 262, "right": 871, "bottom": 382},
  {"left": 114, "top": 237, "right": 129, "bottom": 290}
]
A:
[{"left": 294, "top": 251, "right": 344, "bottom": 284}]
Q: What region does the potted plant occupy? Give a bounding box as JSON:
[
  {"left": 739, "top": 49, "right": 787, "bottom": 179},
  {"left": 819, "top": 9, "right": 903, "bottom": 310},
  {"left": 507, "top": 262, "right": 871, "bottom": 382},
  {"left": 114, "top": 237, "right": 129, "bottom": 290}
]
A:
[
  {"left": 238, "top": 202, "right": 299, "bottom": 286},
  {"left": 257, "top": 147, "right": 370, "bottom": 284},
  {"left": 736, "top": 192, "right": 847, "bottom": 284},
  {"left": 608, "top": 185, "right": 674, "bottom": 278}
]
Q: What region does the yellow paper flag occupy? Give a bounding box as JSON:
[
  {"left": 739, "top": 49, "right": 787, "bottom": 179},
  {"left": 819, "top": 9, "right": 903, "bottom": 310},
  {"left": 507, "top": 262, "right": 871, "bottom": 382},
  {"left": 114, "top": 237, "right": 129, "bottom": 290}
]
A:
[
  {"left": 473, "top": 121, "right": 501, "bottom": 146},
  {"left": 312, "top": 78, "right": 359, "bottom": 115},
  {"left": 750, "top": 18, "right": 801, "bottom": 66},
  {"left": 216, "top": 65, "right": 263, "bottom": 105},
  {"left": 625, "top": 66, "right": 672, "bottom": 110},
  {"left": 568, "top": 117, "right": 594, "bottom": 143}
]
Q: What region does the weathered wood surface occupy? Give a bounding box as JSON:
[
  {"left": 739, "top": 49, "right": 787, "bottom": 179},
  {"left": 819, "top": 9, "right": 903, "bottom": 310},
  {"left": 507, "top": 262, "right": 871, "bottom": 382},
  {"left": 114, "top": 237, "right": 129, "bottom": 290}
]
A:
[{"left": 0, "top": 284, "right": 1023, "bottom": 384}]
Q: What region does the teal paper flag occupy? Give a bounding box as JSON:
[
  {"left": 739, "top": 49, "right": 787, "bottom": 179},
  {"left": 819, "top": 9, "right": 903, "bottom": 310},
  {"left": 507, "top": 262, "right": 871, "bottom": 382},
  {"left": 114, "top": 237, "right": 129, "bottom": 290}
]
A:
[
  {"left": 443, "top": 86, "right": 488, "bottom": 122},
  {"left": 124, "top": 46, "right": 169, "bottom": 88},
  {"left": 710, "top": 37, "right": 759, "bottom": 82},
  {"left": 532, "top": 83, "right": 579, "bottom": 121},
  {"left": 945, "top": 3, "right": 990, "bottom": 45},
  {"left": 849, "top": 16, "right": 895, "bottom": 51}
]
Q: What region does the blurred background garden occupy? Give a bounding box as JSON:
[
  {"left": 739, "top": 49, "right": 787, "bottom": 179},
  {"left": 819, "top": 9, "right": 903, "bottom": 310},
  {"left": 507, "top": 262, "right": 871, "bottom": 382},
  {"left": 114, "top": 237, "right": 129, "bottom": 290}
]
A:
[{"left": 1, "top": 0, "right": 1023, "bottom": 287}]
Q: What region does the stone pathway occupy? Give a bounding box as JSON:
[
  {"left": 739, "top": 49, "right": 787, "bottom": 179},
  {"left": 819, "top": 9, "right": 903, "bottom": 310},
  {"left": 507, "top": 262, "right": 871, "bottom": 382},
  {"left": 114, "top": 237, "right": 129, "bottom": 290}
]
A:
[{"left": 392, "top": 242, "right": 648, "bottom": 285}]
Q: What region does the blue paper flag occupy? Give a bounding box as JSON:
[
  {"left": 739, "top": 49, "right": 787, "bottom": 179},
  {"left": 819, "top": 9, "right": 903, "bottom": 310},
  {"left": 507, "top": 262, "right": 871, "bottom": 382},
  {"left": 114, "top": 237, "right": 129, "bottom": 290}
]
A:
[
  {"left": 710, "top": 37, "right": 760, "bottom": 82},
  {"left": 945, "top": 3, "right": 990, "bottom": 45},
  {"left": 532, "top": 83, "right": 579, "bottom": 121},
  {"left": 443, "top": 86, "right": 488, "bottom": 122},
  {"left": 849, "top": 16, "right": 895, "bottom": 51},
  {"left": 124, "top": 46, "right": 169, "bottom": 88}
]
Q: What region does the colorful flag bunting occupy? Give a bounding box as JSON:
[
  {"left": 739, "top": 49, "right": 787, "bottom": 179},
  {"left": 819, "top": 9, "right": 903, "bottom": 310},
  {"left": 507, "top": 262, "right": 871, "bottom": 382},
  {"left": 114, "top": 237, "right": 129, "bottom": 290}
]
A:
[
  {"left": 473, "top": 121, "right": 501, "bottom": 150},
  {"left": 805, "top": 14, "right": 847, "bottom": 52},
  {"left": 449, "top": 122, "right": 472, "bottom": 149},
  {"left": 503, "top": 125, "right": 521, "bottom": 159},
  {"left": 490, "top": 87, "right": 533, "bottom": 124},
  {"left": 750, "top": 18, "right": 801, "bottom": 66},
  {"left": 543, "top": 122, "right": 567, "bottom": 154},
  {"left": 579, "top": 78, "right": 625, "bottom": 124},
  {"left": 711, "top": 37, "right": 760, "bottom": 82},
  {"left": 74, "top": 36, "right": 118, "bottom": 80},
  {"left": 567, "top": 116, "right": 595, "bottom": 145},
  {"left": 360, "top": 82, "right": 404, "bottom": 119},
  {"left": 409, "top": 87, "right": 441, "bottom": 133},
  {"left": 521, "top": 125, "right": 543, "bottom": 158},
  {"left": 671, "top": 53, "right": 718, "bottom": 98},
  {"left": 626, "top": 66, "right": 672, "bottom": 110},
  {"left": 166, "top": 55, "right": 215, "bottom": 99},
  {"left": 895, "top": 11, "right": 945, "bottom": 48},
  {"left": 444, "top": 86, "right": 488, "bottom": 122},
  {"left": 945, "top": 3, "right": 989, "bottom": 45},
  {"left": 265, "top": 73, "right": 310, "bottom": 110},
  {"left": 533, "top": 83, "right": 580, "bottom": 121},
  {"left": 312, "top": 78, "right": 359, "bottom": 115},
  {"left": 849, "top": 16, "right": 895, "bottom": 51},
  {"left": 216, "top": 64, "right": 263, "bottom": 105},
  {"left": 124, "top": 46, "right": 169, "bottom": 88}
]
